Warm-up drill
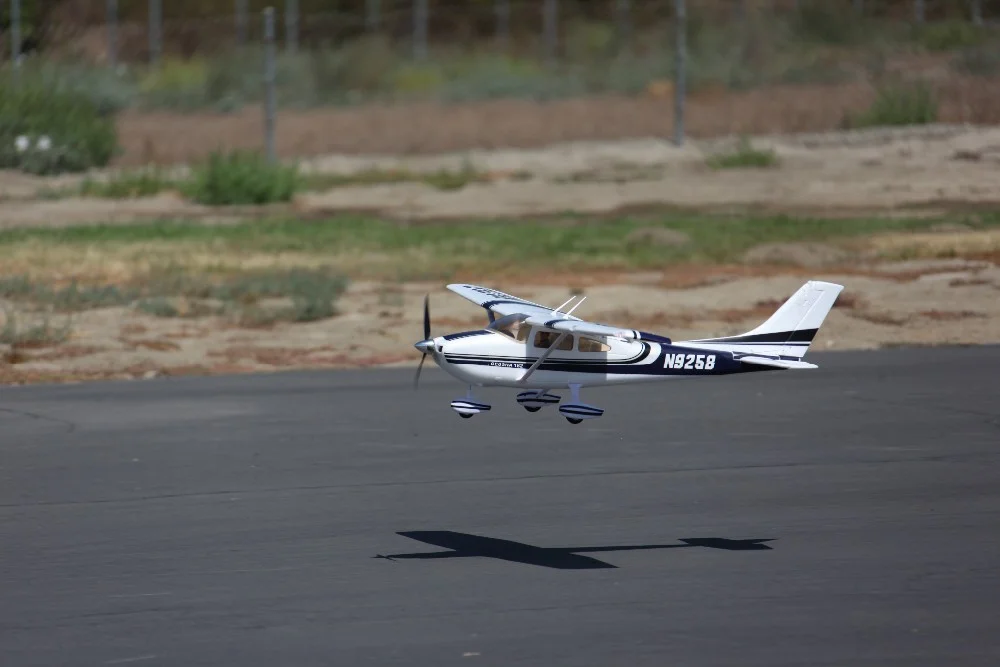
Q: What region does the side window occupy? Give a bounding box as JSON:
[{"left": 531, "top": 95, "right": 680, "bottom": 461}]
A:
[
  {"left": 534, "top": 331, "right": 573, "bottom": 350},
  {"left": 579, "top": 336, "right": 611, "bottom": 353},
  {"left": 515, "top": 325, "right": 531, "bottom": 343}
]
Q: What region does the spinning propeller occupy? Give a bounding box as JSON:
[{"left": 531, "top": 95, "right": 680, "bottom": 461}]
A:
[{"left": 413, "top": 294, "right": 434, "bottom": 388}]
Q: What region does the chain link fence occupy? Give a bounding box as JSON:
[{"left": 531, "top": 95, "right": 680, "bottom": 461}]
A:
[{"left": 2, "top": 1, "right": 999, "bottom": 160}]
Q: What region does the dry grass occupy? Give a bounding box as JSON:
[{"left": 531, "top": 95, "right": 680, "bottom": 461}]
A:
[
  {"left": 866, "top": 229, "right": 1000, "bottom": 260},
  {"left": 920, "top": 309, "right": 987, "bottom": 321}
]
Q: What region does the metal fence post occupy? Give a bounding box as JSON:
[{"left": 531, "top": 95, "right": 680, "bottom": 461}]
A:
[
  {"left": 413, "top": 0, "right": 428, "bottom": 60},
  {"left": 236, "top": 0, "right": 248, "bottom": 44},
  {"left": 616, "top": 0, "right": 631, "bottom": 53},
  {"left": 10, "top": 0, "right": 21, "bottom": 70},
  {"left": 971, "top": 0, "right": 983, "bottom": 25},
  {"left": 366, "top": 0, "right": 380, "bottom": 31},
  {"left": 149, "top": 0, "right": 162, "bottom": 65},
  {"left": 853, "top": 0, "right": 864, "bottom": 16},
  {"left": 107, "top": 0, "right": 118, "bottom": 68},
  {"left": 673, "top": 0, "right": 686, "bottom": 147},
  {"left": 543, "top": 0, "right": 558, "bottom": 67},
  {"left": 263, "top": 7, "right": 277, "bottom": 164},
  {"left": 495, "top": 0, "right": 510, "bottom": 51},
  {"left": 914, "top": 0, "right": 925, "bottom": 23},
  {"left": 285, "top": 0, "right": 298, "bottom": 54}
]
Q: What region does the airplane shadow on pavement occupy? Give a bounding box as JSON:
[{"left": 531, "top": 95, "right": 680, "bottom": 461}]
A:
[{"left": 375, "top": 531, "right": 775, "bottom": 570}]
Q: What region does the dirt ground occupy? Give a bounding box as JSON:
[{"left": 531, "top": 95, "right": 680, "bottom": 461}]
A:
[
  {"left": 2, "top": 109, "right": 1000, "bottom": 383},
  {"left": 3, "top": 123, "right": 1000, "bottom": 226}
]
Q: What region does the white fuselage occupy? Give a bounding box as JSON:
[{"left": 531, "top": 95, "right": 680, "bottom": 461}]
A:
[{"left": 430, "top": 327, "right": 722, "bottom": 389}]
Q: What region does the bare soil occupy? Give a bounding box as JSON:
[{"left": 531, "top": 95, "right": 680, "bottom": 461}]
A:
[{"left": 4, "top": 123, "right": 1000, "bottom": 226}]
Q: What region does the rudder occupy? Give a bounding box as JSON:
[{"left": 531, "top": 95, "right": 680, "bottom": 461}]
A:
[{"left": 684, "top": 281, "right": 844, "bottom": 360}]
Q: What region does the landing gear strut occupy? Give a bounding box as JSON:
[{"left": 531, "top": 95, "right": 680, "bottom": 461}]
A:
[{"left": 558, "top": 384, "right": 605, "bottom": 424}]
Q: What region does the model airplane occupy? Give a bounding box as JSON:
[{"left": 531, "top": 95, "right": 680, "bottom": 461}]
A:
[{"left": 413, "top": 280, "right": 844, "bottom": 424}]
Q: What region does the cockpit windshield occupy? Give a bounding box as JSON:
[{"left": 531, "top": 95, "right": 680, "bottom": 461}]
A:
[{"left": 488, "top": 313, "right": 531, "bottom": 342}]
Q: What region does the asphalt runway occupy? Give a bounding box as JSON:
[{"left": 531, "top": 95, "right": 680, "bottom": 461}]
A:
[{"left": 1, "top": 346, "right": 999, "bottom": 666}]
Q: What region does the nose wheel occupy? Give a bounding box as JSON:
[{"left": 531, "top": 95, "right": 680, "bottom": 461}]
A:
[{"left": 451, "top": 386, "right": 491, "bottom": 419}]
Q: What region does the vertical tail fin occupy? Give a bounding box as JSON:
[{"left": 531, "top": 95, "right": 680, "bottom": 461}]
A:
[{"left": 683, "top": 281, "right": 844, "bottom": 360}]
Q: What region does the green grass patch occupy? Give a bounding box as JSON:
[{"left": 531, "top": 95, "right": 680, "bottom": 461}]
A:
[
  {"left": 62, "top": 157, "right": 488, "bottom": 204},
  {"left": 2, "top": 212, "right": 995, "bottom": 281},
  {"left": 706, "top": 137, "right": 779, "bottom": 170}
]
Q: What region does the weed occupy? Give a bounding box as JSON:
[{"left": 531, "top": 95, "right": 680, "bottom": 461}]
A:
[
  {"left": 47, "top": 282, "right": 139, "bottom": 311},
  {"left": 952, "top": 46, "right": 1000, "bottom": 77},
  {"left": 137, "top": 58, "right": 210, "bottom": 110},
  {"left": 0, "top": 308, "right": 72, "bottom": 347},
  {"left": 134, "top": 297, "right": 180, "bottom": 318},
  {"left": 305, "top": 165, "right": 487, "bottom": 191},
  {"left": 706, "top": 137, "right": 779, "bottom": 170},
  {"left": 0, "top": 276, "right": 137, "bottom": 311}
]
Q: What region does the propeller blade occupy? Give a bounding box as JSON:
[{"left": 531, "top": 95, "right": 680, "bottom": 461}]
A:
[
  {"left": 423, "top": 294, "right": 430, "bottom": 340},
  {"left": 413, "top": 353, "right": 426, "bottom": 389}
]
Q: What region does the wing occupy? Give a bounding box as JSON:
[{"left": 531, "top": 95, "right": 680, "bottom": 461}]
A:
[
  {"left": 446, "top": 284, "right": 642, "bottom": 341},
  {"left": 522, "top": 315, "right": 639, "bottom": 341},
  {"left": 446, "top": 284, "right": 581, "bottom": 321}
]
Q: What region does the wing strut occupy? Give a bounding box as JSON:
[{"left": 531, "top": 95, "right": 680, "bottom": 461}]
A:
[{"left": 518, "top": 333, "right": 569, "bottom": 384}]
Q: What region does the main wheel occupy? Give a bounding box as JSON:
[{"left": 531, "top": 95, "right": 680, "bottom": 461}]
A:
[
  {"left": 524, "top": 406, "right": 541, "bottom": 413},
  {"left": 566, "top": 418, "right": 583, "bottom": 425},
  {"left": 459, "top": 413, "right": 473, "bottom": 419}
]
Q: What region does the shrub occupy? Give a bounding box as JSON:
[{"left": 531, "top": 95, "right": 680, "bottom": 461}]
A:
[
  {"left": 184, "top": 150, "right": 301, "bottom": 205},
  {"left": 0, "top": 80, "right": 119, "bottom": 175},
  {"left": 846, "top": 81, "right": 938, "bottom": 128},
  {"left": 9, "top": 59, "right": 136, "bottom": 115}
]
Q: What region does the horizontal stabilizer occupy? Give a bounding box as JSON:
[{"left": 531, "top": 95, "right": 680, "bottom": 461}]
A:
[{"left": 739, "top": 356, "right": 818, "bottom": 370}]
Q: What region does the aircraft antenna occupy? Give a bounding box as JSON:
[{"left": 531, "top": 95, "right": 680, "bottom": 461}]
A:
[
  {"left": 563, "top": 296, "right": 587, "bottom": 318},
  {"left": 552, "top": 295, "right": 576, "bottom": 316}
]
